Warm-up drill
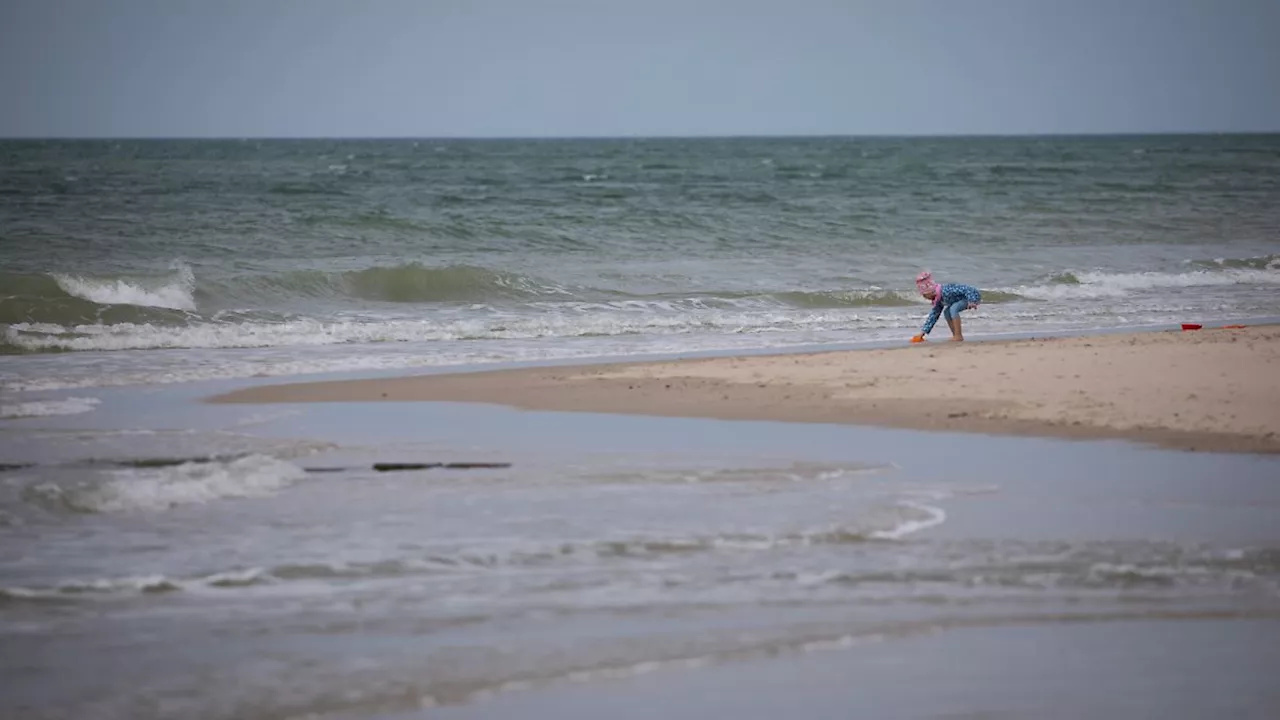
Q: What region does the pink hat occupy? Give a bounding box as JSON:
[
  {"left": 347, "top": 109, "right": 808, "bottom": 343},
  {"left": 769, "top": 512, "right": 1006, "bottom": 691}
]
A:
[{"left": 915, "top": 271, "right": 940, "bottom": 298}]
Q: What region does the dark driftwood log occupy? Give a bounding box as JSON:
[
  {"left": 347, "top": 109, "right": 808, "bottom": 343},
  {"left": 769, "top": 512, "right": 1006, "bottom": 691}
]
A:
[
  {"left": 370, "top": 462, "right": 511, "bottom": 472},
  {"left": 442, "top": 462, "right": 512, "bottom": 469}
]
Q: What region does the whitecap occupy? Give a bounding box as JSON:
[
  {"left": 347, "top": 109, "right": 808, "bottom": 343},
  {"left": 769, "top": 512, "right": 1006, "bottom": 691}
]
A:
[
  {"left": 51, "top": 262, "right": 196, "bottom": 311},
  {"left": 0, "top": 396, "right": 100, "bottom": 418}
]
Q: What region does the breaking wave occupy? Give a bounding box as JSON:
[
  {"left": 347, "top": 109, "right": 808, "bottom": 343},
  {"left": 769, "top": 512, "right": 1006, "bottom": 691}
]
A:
[
  {"left": 19, "top": 454, "right": 306, "bottom": 513},
  {"left": 0, "top": 263, "right": 570, "bottom": 328},
  {"left": 768, "top": 289, "right": 918, "bottom": 308},
  {"left": 1189, "top": 254, "right": 1280, "bottom": 271},
  {"left": 5, "top": 253, "right": 1276, "bottom": 358},
  {"left": 5, "top": 538, "right": 1275, "bottom": 608},
  {"left": 0, "top": 514, "right": 938, "bottom": 604},
  {"left": 1, "top": 298, "right": 910, "bottom": 354},
  {"left": 336, "top": 263, "right": 567, "bottom": 303},
  {"left": 0, "top": 396, "right": 100, "bottom": 419},
  {"left": 52, "top": 262, "right": 197, "bottom": 310},
  {"left": 1006, "top": 262, "right": 1280, "bottom": 300},
  {"left": 0, "top": 267, "right": 199, "bottom": 328}
]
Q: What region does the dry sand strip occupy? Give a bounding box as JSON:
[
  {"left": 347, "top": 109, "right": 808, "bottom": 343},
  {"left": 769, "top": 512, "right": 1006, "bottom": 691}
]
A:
[{"left": 211, "top": 326, "right": 1280, "bottom": 453}]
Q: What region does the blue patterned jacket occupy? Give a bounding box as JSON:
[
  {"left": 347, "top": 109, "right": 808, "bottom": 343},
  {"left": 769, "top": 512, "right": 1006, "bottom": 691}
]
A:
[{"left": 921, "top": 283, "right": 982, "bottom": 335}]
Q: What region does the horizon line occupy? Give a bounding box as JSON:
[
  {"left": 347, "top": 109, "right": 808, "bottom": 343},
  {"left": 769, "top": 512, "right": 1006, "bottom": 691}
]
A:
[{"left": 3, "top": 130, "right": 1279, "bottom": 142}]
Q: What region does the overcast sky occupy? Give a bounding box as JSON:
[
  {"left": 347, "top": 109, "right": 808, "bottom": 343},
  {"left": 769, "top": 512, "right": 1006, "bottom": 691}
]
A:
[{"left": 2, "top": 0, "right": 1278, "bottom": 138}]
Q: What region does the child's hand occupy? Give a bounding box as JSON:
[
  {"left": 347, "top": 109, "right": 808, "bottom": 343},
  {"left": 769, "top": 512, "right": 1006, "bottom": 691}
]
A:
[{"left": 910, "top": 334, "right": 925, "bottom": 343}]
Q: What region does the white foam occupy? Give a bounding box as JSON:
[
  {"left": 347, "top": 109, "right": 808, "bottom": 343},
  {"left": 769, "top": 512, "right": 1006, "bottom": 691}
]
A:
[
  {"left": 870, "top": 501, "right": 947, "bottom": 540},
  {"left": 2, "top": 304, "right": 866, "bottom": 353},
  {"left": 0, "top": 396, "right": 100, "bottom": 418},
  {"left": 0, "top": 575, "right": 176, "bottom": 601},
  {"left": 66, "top": 455, "right": 306, "bottom": 513},
  {"left": 0, "top": 586, "right": 47, "bottom": 600},
  {"left": 1, "top": 352, "right": 448, "bottom": 392},
  {"left": 202, "top": 568, "right": 270, "bottom": 587},
  {"left": 0, "top": 568, "right": 271, "bottom": 600},
  {"left": 1199, "top": 256, "right": 1280, "bottom": 271},
  {"left": 17, "top": 268, "right": 1256, "bottom": 357},
  {"left": 3, "top": 292, "right": 1266, "bottom": 393},
  {"left": 52, "top": 262, "right": 196, "bottom": 311},
  {"left": 1011, "top": 268, "right": 1280, "bottom": 300},
  {"left": 7, "top": 277, "right": 1216, "bottom": 359},
  {"left": 799, "top": 632, "right": 887, "bottom": 653},
  {"left": 7, "top": 318, "right": 414, "bottom": 352},
  {"left": 57, "top": 574, "right": 182, "bottom": 594},
  {"left": 1087, "top": 562, "right": 1211, "bottom": 580}
]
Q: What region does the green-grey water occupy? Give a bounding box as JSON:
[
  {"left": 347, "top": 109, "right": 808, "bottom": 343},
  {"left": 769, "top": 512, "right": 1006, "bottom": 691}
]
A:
[{"left": 3, "top": 135, "right": 1278, "bottom": 394}]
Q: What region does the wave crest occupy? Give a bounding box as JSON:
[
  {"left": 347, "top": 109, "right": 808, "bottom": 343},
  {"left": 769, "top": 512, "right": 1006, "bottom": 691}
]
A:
[
  {"left": 53, "top": 263, "right": 196, "bottom": 311},
  {"left": 1, "top": 268, "right": 198, "bottom": 328},
  {"left": 1190, "top": 254, "right": 1280, "bottom": 271},
  {"left": 20, "top": 455, "right": 306, "bottom": 514},
  {"left": 1009, "top": 265, "right": 1280, "bottom": 300},
  {"left": 770, "top": 290, "right": 918, "bottom": 308},
  {"left": 0, "top": 396, "right": 100, "bottom": 418},
  {"left": 338, "top": 263, "right": 563, "bottom": 303}
]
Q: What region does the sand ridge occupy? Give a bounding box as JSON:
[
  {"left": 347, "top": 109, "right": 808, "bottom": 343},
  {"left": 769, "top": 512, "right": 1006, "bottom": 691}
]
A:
[{"left": 210, "top": 326, "right": 1280, "bottom": 453}]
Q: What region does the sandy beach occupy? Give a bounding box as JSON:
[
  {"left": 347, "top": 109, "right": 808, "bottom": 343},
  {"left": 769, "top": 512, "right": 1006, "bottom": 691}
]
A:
[{"left": 212, "top": 325, "right": 1280, "bottom": 453}]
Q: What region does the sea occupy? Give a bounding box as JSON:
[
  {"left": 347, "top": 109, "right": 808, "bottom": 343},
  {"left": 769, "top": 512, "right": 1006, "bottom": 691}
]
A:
[
  {"left": 2, "top": 136, "right": 1280, "bottom": 720},
  {"left": 3, "top": 134, "right": 1279, "bottom": 393}
]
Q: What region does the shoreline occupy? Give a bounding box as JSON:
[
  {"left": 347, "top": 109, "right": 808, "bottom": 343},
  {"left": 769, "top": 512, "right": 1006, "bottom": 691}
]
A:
[{"left": 209, "top": 325, "right": 1280, "bottom": 454}]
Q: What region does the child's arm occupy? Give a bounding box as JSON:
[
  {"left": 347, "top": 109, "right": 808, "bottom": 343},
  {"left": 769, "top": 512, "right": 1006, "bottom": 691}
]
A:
[{"left": 919, "top": 300, "right": 943, "bottom": 337}]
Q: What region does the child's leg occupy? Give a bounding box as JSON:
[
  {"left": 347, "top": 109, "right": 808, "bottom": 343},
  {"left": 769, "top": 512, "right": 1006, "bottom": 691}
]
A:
[{"left": 946, "top": 301, "right": 969, "bottom": 341}]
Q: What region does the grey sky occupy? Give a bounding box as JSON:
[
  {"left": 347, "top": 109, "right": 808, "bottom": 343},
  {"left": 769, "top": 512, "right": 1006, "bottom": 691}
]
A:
[{"left": 2, "top": 0, "right": 1278, "bottom": 138}]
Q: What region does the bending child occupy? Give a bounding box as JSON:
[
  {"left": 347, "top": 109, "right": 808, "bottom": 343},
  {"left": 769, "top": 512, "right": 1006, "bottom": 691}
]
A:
[{"left": 911, "top": 271, "right": 982, "bottom": 343}]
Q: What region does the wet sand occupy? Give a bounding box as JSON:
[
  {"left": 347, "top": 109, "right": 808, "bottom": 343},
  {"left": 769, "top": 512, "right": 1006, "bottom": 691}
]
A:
[{"left": 211, "top": 326, "right": 1280, "bottom": 453}]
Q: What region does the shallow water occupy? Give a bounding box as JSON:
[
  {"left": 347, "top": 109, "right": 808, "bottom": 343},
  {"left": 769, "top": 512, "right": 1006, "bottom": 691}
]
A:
[
  {"left": 1, "top": 377, "right": 1278, "bottom": 719},
  {"left": 431, "top": 619, "right": 1280, "bottom": 720}
]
